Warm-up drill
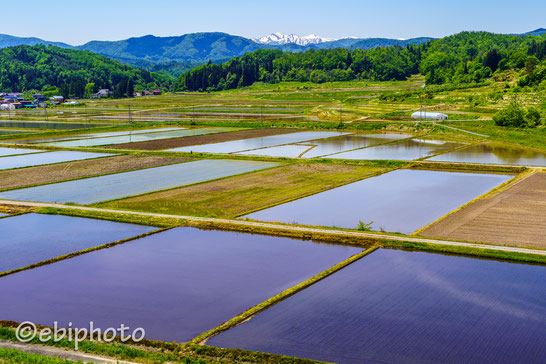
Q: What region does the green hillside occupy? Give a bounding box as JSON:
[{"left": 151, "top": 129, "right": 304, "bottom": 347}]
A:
[
  {"left": 178, "top": 31, "right": 546, "bottom": 91},
  {"left": 0, "top": 45, "right": 174, "bottom": 96}
]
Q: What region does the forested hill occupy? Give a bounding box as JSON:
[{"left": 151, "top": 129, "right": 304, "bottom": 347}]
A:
[
  {"left": 177, "top": 32, "right": 546, "bottom": 91},
  {"left": 0, "top": 45, "right": 173, "bottom": 96}
]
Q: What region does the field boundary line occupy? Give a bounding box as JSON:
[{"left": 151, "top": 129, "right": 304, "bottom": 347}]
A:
[
  {"left": 191, "top": 246, "right": 380, "bottom": 345},
  {"left": 434, "top": 122, "right": 489, "bottom": 137},
  {"left": 0, "top": 226, "right": 173, "bottom": 279},
  {"left": 411, "top": 169, "right": 529, "bottom": 236},
  {"left": 0, "top": 200, "right": 544, "bottom": 257}
]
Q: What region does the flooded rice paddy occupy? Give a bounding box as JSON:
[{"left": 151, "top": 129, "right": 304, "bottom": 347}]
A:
[
  {"left": 301, "top": 133, "right": 410, "bottom": 158},
  {"left": 0, "top": 159, "right": 279, "bottom": 204},
  {"left": 0, "top": 214, "right": 155, "bottom": 273},
  {"left": 237, "top": 144, "right": 312, "bottom": 158},
  {"left": 235, "top": 133, "right": 411, "bottom": 158},
  {"left": 0, "top": 147, "right": 43, "bottom": 157},
  {"left": 168, "top": 131, "right": 349, "bottom": 154},
  {"left": 427, "top": 142, "right": 546, "bottom": 166},
  {"left": 15, "top": 128, "right": 184, "bottom": 144},
  {"left": 0, "top": 151, "right": 114, "bottom": 170},
  {"left": 327, "top": 138, "right": 464, "bottom": 160},
  {"left": 244, "top": 169, "right": 512, "bottom": 233},
  {"left": 209, "top": 249, "right": 546, "bottom": 364},
  {"left": 44, "top": 127, "right": 236, "bottom": 147},
  {"left": 0, "top": 227, "right": 362, "bottom": 342},
  {"left": 0, "top": 120, "right": 107, "bottom": 129}
]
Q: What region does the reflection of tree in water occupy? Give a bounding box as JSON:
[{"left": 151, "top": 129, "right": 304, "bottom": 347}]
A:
[{"left": 484, "top": 143, "right": 545, "bottom": 163}]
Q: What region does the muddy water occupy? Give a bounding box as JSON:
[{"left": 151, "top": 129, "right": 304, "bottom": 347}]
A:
[
  {"left": 0, "top": 227, "right": 362, "bottom": 342},
  {"left": 327, "top": 138, "right": 463, "bottom": 160},
  {"left": 209, "top": 249, "right": 546, "bottom": 364},
  {"left": 428, "top": 142, "right": 546, "bottom": 166},
  {"left": 244, "top": 169, "right": 512, "bottom": 233},
  {"left": 0, "top": 213, "right": 156, "bottom": 273}
]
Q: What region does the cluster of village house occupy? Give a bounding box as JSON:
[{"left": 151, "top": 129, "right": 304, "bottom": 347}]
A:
[
  {"left": 0, "top": 89, "right": 162, "bottom": 110},
  {"left": 0, "top": 93, "right": 59, "bottom": 110}
]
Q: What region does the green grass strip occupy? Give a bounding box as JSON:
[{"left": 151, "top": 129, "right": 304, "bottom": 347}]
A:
[
  {"left": 190, "top": 246, "right": 380, "bottom": 345},
  {"left": 0, "top": 347, "right": 77, "bottom": 364}
]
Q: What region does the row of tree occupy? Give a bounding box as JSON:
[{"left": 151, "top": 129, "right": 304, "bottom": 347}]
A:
[
  {"left": 177, "top": 32, "right": 546, "bottom": 91},
  {"left": 0, "top": 45, "right": 172, "bottom": 96}
]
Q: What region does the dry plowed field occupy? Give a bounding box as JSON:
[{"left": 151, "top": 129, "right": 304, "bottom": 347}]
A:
[
  {"left": 111, "top": 128, "right": 297, "bottom": 150},
  {"left": 0, "top": 155, "right": 189, "bottom": 190},
  {"left": 421, "top": 172, "right": 546, "bottom": 249}
]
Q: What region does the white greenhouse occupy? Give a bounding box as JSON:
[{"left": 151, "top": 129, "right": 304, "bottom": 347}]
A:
[{"left": 411, "top": 112, "right": 448, "bottom": 120}]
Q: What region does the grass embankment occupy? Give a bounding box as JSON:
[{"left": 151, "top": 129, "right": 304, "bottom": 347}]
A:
[
  {"left": 35, "top": 207, "right": 182, "bottom": 228},
  {"left": 191, "top": 247, "right": 379, "bottom": 345},
  {"left": 0, "top": 325, "right": 320, "bottom": 364},
  {"left": 0, "top": 347, "right": 76, "bottom": 364},
  {"left": 99, "top": 164, "right": 389, "bottom": 217},
  {"left": 26, "top": 205, "right": 546, "bottom": 265}
]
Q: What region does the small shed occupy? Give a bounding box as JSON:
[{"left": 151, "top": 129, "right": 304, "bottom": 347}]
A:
[{"left": 411, "top": 111, "right": 448, "bottom": 120}]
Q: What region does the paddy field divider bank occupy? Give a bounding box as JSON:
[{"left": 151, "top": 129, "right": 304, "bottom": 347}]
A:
[
  {"left": 1, "top": 200, "right": 544, "bottom": 264},
  {"left": 411, "top": 167, "right": 540, "bottom": 236},
  {"left": 192, "top": 246, "right": 380, "bottom": 345}
]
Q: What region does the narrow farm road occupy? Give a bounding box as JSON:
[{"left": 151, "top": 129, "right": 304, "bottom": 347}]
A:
[
  {"left": 0, "top": 340, "right": 139, "bottom": 364},
  {"left": 1, "top": 199, "right": 545, "bottom": 257}
]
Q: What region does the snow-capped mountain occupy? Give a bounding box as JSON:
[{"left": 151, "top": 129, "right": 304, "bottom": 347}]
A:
[{"left": 254, "top": 32, "right": 337, "bottom": 46}]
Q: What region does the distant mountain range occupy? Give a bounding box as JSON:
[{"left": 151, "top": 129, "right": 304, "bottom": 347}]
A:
[
  {"left": 523, "top": 28, "right": 546, "bottom": 36},
  {"left": 254, "top": 33, "right": 339, "bottom": 45},
  {"left": 0, "top": 29, "right": 543, "bottom": 76}
]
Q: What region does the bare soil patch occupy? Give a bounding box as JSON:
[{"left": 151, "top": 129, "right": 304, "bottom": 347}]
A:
[
  {"left": 111, "top": 128, "right": 298, "bottom": 150},
  {"left": 421, "top": 172, "right": 546, "bottom": 249},
  {"left": 0, "top": 155, "right": 189, "bottom": 190}
]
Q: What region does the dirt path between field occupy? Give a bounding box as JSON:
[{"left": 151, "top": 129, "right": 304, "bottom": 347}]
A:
[
  {"left": 0, "top": 340, "right": 138, "bottom": 364},
  {"left": 0, "top": 200, "right": 544, "bottom": 256},
  {"left": 110, "top": 128, "right": 298, "bottom": 150}
]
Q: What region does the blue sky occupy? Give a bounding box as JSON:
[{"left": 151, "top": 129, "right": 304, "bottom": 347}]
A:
[{"left": 3, "top": 0, "right": 544, "bottom": 44}]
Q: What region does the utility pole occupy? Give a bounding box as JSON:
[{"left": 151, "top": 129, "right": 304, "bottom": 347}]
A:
[
  {"left": 43, "top": 105, "right": 48, "bottom": 121},
  {"left": 420, "top": 96, "right": 423, "bottom": 122},
  {"left": 260, "top": 105, "right": 263, "bottom": 124},
  {"left": 340, "top": 102, "right": 343, "bottom": 123},
  {"left": 128, "top": 104, "right": 133, "bottom": 124},
  {"left": 84, "top": 104, "right": 88, "bottom": 124},
  {"left": 192, "top": 105, "right": 195, "bottom": 123}
]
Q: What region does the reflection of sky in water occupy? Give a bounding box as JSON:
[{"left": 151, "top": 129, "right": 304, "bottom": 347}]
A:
[
  {"left": 209, "top": 249, "right": 546, "bottom": 364},
  {"left": 429, "top": 143, "right": 546, "bottom": 166},
  {"left": 328, "top": 138, "right": 463, "bottom": 160},
  {"left": 245, "top": 169, "right": 511, "bottom": 233}
]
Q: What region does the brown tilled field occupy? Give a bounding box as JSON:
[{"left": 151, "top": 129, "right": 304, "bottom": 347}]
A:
[
  {"left": 0, "top": 155, "right": 189, "bottom": 190},
  {"left": 111, "top": 128, "right": 298, "bottom": 150},
  {"left": 421, "top": 172, "right": 546, "bottom": 249}
]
